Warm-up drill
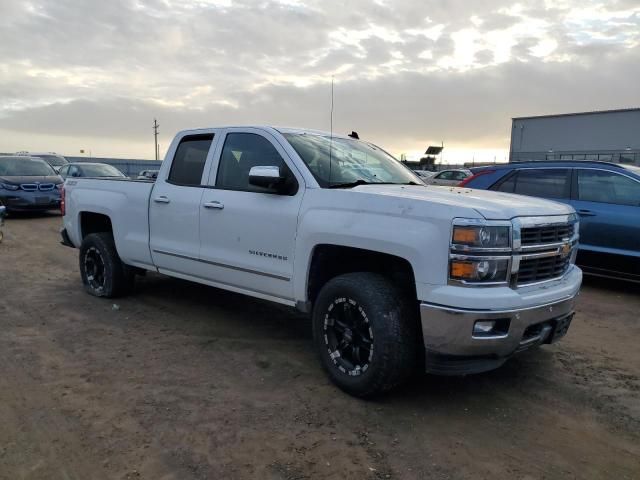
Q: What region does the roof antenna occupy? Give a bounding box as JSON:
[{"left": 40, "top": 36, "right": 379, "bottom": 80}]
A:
[{"left": 328, "top": 75, "right": 334, "bottom": 186}]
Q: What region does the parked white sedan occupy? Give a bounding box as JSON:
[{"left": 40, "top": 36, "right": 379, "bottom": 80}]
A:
[{"left": 423, "top": 169, "right": 472, "bottom": 186}]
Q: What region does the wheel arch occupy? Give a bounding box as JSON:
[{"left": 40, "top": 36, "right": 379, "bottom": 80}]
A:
[
  {"left": 79, "top": 211, "right": 114, "bottom": 239},
  {"left": 304, "top": 244, "right": 418, "bottom": 308}
]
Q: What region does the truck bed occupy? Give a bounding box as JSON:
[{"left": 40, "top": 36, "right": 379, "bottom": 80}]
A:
[{"left": 64, "top": 177, "right": 156, "bottom": 269}]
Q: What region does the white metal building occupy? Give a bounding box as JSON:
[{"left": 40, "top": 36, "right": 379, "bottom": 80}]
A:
[{"left": 510, "top": 108, "right": 640, "bottom": 165}]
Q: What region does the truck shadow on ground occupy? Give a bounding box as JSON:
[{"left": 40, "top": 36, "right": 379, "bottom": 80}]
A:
[
  {"left": 130, "top": 272, "right": 559, "bottom": 406},
  {"left": 2, "top": 210, "right": 61, "bottom": 221}
]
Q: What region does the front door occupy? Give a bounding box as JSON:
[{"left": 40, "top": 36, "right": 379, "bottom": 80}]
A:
[
  {"left": 198, "top": 129, "right": 304, "bottom": 302},
  {"left": 149, "top": 132, "right": 216, "bottom": 274}
]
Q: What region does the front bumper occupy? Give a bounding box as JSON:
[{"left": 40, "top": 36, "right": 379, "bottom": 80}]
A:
[
  {"left": 0, "top": 191, "right": 61, "bottom": 211},
  {"left": 420, "top": 291, "right": 578, "bottom": 375}
]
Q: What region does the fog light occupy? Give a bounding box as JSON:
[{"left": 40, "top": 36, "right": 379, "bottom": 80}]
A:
[
  {"left": 473, "top": 318, "right": 511, "bottom": 338},
  {"left": 473, "top": 321, "right": 496, "bottom": 335}
]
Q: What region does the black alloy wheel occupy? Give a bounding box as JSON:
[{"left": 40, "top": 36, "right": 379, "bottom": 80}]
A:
[{"left": 323, "top": 297, "right": 374, "bottom": 376}]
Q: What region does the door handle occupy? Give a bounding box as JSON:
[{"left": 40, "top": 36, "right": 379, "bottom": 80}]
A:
[
  {"left": 203, "top": 201, "right": 224, "bottom": 210},
  {"left": 578, "top": 209, "right": 596, "bottom": 217},
  {"left": 153, "top": 196, "right": 170, "bottom": 204}
]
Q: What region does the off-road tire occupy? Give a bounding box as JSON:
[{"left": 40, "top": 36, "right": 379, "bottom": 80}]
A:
[
  {"left": 312, "top": 272, "right": 418, "bottom": 397},
  {"left": 79, "top": 232, "right": 135, "bottom": 298}
]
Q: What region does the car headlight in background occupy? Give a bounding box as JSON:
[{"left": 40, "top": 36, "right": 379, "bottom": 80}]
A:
[
  {"left": 0, "top": 183, "right": 19, "bottom": 191},
  {"left": 452, "top": 225, "right": 510, "bottom": 249}
]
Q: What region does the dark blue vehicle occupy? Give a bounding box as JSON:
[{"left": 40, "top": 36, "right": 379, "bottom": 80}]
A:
[
  {"left": 460, "top": 161, "right": 640, "bottom": 282},
  {"left": 0, "top": 156, "right": 63, "bottom": 213}
]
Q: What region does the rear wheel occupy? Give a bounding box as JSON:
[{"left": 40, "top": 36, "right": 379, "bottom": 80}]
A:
[
  {"left": 79, "top": 232, "right": 135, "bottom": 298},
  {"left": 312, "top": 272, "right": 418, "bottom": 397}
]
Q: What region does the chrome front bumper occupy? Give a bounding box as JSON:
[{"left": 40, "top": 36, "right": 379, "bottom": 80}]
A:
[{"left": 420, "top": 292, "right": 578, "bottom": 375}]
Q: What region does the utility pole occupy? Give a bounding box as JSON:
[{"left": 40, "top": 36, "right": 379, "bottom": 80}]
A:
[{"left": 153, "top": 119, "right": 160, "bottom": 161}]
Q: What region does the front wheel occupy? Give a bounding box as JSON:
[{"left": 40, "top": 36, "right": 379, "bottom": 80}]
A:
[
  {"left": 312, "top": 272, "right": 418, "bottom": 397},
  {"left": 79, "top": 232, "right": 135, "bottom": 298}
]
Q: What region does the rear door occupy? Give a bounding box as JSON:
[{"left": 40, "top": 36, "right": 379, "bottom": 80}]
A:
[
  {"left": 197, "top": 128, "right": 304, "bottom": 302},
  {"left": 149, "top": 132, "right": 218, "bottom": 274},
  {"left": 569, "top": 168, "right": 640, "bottom": 260}
]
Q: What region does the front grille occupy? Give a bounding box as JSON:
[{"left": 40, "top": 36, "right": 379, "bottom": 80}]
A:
[
  {"left": 521, "top": 224, "right": 574, "bottom": 246},
  {"left": 19, "top": 183, "right": 55, "bottom": 192},
  {"left": 517, "top": 254, "right": 571, "bottom": 285}
]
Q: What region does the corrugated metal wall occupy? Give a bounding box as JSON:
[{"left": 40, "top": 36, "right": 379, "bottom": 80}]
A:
[{"left": 510, "top": 109, "right": 640, "bottom": 165}]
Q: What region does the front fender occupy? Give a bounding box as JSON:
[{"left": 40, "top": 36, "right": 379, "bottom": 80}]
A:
[{"left": 293, "top": 206, "right": 451, "bottom": 302}]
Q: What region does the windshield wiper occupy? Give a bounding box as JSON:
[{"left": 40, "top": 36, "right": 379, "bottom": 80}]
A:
[
  {"left": 328, "top": 180, "right": 391, "bottom": 189},
  {"left": 328, "top": 180, "right": 422, "bottom": 189}
]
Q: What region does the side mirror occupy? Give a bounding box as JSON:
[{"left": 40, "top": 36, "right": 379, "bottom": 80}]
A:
[{"left": 249, "top": 166, "right": 285, "bottom": 191}]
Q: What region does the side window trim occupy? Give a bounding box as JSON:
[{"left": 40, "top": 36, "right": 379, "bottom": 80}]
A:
[
  {"left": 512, "top": 167, "right": 571, "bottom": 199},
  {"left": 165, "top": 133, "right": 216, "bottom": 187},
  {"left": 490, "top": 170, "right": 517, "bottom": 192},
  {"left": 575, "top": 167, "right": 640, "bottom": 206},
  {"left": 205, "top": 129, "right": 301, "bottom": 195}
]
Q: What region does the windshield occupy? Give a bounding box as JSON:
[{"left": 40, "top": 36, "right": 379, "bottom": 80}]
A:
[
  {"left": 35, "top": 155, "right": 68, "bottom": 167},
  {"left": 283, "top": 133, "right": 420, "bottom": 187},
  {"left": 80, "top": 164, "right": 125, "bottom": 177},
  {"left": 0, "top": 157, "right": 57, "bottom": 176}
]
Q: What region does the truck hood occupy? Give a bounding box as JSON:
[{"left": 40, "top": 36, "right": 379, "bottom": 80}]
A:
[{"left": 351, "top": 184, "right": 574, "bottom": 220}]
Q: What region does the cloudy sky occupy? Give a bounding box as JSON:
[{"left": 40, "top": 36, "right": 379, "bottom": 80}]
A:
[{"left": 0, "top": 0, "right": 639, "bottom": 162}]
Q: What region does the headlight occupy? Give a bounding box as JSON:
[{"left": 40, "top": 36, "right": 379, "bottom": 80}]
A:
[
  {"left": 452, "top": 225, "right": 510, "bottom": 249},
  {"left": 0, "top": 182, "right": 19, "bottom": 191},
  {"left": 450, "top": 220, "right": 512, "bottom": 286},
  {"left": 450, "top": 257, "right": 510, "bottom": 283}
]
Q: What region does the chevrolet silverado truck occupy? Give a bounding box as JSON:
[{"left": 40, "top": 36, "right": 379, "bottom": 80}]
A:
[{"left": 61, "top": 126, "right": 582, "bottom": 397}]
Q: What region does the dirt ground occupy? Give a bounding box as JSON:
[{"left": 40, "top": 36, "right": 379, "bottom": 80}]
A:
[{"left": 0, "top": 213, "right": 638, "bottom": 480}]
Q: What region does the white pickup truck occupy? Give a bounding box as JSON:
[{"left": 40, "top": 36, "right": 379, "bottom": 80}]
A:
[{"left": 61, "top": 126, "right": 582, "bottom": 397}]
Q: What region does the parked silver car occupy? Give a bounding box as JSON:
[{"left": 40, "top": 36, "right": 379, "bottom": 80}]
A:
[
  {"left": 423, "top": 169, "right": 472, "bottom": 186},
  {"left": 58, "top": 162, "right": 126, "bottom": 179}
]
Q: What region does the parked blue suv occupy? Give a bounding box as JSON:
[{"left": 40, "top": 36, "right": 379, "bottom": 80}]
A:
[{"left": 461, "top": 161, "right": 640, "bottom": 282}]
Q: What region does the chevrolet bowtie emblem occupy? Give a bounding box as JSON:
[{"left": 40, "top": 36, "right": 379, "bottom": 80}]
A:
[{"left": 560, "top": 243, "right": 571, "bottom": 257}]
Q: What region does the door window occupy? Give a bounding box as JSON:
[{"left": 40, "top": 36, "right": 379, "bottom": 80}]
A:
[
  {"left": 493, "top": 172, "right": 516, "bottom": 193},
  {"left": 167, "top": 134, "right": 214, "bottom": 186},
  {"left": 435, "top": 171, "right": 453, "bottom": 180},
  {"left": 577, "top": 169, "right": 640, "bottom": 207},
  {"left": 216, "top": 133, "right": 292, "bottom": 193},
  {"left": 512, "top": 169, "right": 570, "bottom": 199}
]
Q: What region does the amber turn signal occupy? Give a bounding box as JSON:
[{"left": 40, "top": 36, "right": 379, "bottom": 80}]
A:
[
  {"left": 450, "top": 260, "right": 476, "bottom": 279},
  {"left": 452, "top": 227, "right": 479, "bottom": 244}
]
